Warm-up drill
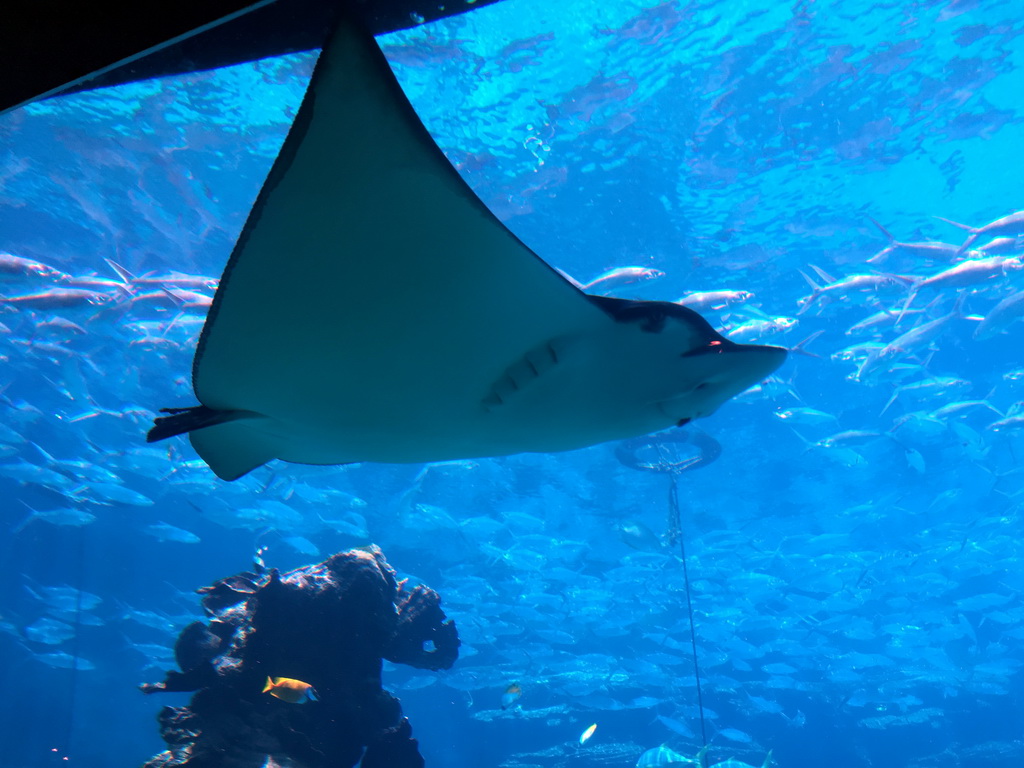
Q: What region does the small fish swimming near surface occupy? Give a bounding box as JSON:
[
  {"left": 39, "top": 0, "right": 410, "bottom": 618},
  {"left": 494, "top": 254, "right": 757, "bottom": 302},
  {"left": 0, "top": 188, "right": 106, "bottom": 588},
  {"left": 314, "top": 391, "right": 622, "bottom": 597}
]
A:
[
  {"left": 317, "top": 511, "right": 370, "bottom": 539},
  {"left": 0, "top": 252, "right": 68, "bottom": 282},
  {"left": 30, "top": 651, "right": 95, "bottom": 671},
  {"left": 845, "top": 305, "right": 929, "bottom": 336},
  {"left": 263, "top": 676, "right": 318, "bottom": 703},
  {"left": 716, "top": 727, "right": 754, "bottom": 744},
  {"left": 976, "top": 236, "right": 1024, "bottom": 256},
  {"left": 902, "top": 445, "right": 926, "bottom": 473},
  {"left": 725, "top": 316, "right": 797, "bottom": 343},
  {"left": 116, "top": 604, "right": 179, "bottom": 634},
  {"left": 282, "top": 535, "right": 320, "bottom": 557},
  {"left": 37, "top": 316, "right": 88, "bottom": 337},
  {"left": 931, "top": 399, "right": 1002, "bottom": 420},
  {"left": 24, "top": 616, "right": 76, "bottom": 645},
  {"left": 677, "top": 289, "right": 754, "bottom": 312},
  {"left": 987, "top": 415, "right": 1024, "bottom": 433},
  {"left": 105, "top": 259, "right": 219, "bottom": 291},
  {"left": 501, "top": 682, "right": 522, "bottom": 709},
  {"left": 900, "top": 255, "right": 1022, "bottom": 316},
  {"left": 582, "top": 266, "right": 665, "bottom": 295},
  {"left": 12, "top": 502, "right": 96, "bottom": 533},
  {"left": 882, "top": 376, "right": 972, "bottom": 414},
  {"left": 937, "top": 210, "right": 1024, "bottom": 255},
  {"left": 253, "top": 545, "right": 269, "bottom": 573},
  {"left": 75, "top": 481, "right": 154, "bottom": 507},
  {"left": 773, "top": 407, "right": 838, "bottom": 427},
  {"left": 655, "top": 714, "right": 695, "bottom": 738},
  {"left": 706, "top": 748, "right": 774, "bottom": 768},
  {"left": 60, "top": 273, "right": 131, "bottom": 291},
  {"left": 161, "top": 287, "right": 214, "bottom": 311},
  {"left": 974, "top": 290, "right": 1024, "bottom": 340},
  {"left": 143, "top": 522, "right": 200, "bottom": 544},
  {"left": 126, "top": 640, "right": 176, "bottom": 670},
  {"left": 578, "top": 722, "right": 598, "bottom": 746},
  {"left": 816, "top": 429, "right": 883, "bottom": 449},
  {"left": 865, "top": 218, "right": 963, "bottom": 265},
  {"left": 856, "top": 295, "right": 965, "bottom": 381},
  {"left": 832, "top": 341, "right": 884, "bottom": 365},
  {"left": 0, "top": 287, "right": 118, "bottom": 310},
  {"left": 636, "top": 744, "right": 708, "bottom": 767},
  {"left": 798, "top": 265, "right": 912, "bottom": 313},
  {"left": 618, "top": 519, "right": 663, "bottom": 551},
  {"left": 23, "top": 580, "right": 103, "bottom": 613}
]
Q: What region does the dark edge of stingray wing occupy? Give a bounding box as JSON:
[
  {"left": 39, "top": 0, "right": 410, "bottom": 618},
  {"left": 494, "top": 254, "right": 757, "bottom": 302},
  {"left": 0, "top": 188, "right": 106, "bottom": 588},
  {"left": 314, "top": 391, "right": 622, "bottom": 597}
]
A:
[
  {"left": 586, "top": 295, "right": 726, "bottom": 334},
  {"left": 192, "top": 10, "right": 596, "bottom": 392}
]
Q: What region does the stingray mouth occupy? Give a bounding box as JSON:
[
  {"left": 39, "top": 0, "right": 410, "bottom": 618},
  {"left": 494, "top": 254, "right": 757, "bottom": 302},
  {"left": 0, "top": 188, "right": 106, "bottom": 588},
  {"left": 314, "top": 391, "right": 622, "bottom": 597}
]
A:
[
  {"left": 715, "top": 343, "right": 789, "bottom": 390},
  {"left": 679, "top": 340, "right": 788, "bottom": 389}
]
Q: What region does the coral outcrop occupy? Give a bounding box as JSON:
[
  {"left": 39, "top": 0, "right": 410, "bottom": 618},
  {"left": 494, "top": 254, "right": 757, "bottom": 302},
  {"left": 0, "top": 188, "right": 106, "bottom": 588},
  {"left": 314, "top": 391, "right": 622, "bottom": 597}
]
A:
[{"left": 142, "top": 546, "right": 459, "bottom": 768}]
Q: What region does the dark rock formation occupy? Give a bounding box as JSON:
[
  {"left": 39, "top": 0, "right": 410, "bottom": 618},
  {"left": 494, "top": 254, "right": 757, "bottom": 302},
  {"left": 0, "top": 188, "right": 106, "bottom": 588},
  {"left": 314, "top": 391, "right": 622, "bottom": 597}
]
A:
[{"left": 142, "top": 546, "right": 459, "bottom": 768}]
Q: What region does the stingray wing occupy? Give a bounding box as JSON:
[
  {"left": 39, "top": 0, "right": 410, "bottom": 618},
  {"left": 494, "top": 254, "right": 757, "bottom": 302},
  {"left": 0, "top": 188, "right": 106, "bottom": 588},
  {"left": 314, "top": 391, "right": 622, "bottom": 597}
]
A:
[{"left": 188, "top": 15, "right": 611, "bottom": 476}]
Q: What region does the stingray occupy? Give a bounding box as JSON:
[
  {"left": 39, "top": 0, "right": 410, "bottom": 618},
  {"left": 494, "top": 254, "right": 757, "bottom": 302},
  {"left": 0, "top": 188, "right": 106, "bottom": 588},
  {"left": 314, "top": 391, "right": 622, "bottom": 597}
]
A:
[{"left": 147, "top": 14, "right": 787, "bottom": 480}]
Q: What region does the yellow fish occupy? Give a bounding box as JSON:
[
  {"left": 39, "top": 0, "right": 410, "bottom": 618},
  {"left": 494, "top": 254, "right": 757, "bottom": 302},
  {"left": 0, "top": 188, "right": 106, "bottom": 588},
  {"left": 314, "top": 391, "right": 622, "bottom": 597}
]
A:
[
  {"left": 262, "top": 676, "right": 318, "bottom": 704},
  {"left": 579, "top": 723, "right": 597, "bottom": 745}
]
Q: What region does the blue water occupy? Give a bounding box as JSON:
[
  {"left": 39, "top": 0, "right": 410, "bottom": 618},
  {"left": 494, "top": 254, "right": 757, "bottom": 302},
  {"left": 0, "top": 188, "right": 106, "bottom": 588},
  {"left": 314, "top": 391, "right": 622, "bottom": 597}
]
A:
[{"left": 2, "top": 0, "right": 1023, "bottom": 766}]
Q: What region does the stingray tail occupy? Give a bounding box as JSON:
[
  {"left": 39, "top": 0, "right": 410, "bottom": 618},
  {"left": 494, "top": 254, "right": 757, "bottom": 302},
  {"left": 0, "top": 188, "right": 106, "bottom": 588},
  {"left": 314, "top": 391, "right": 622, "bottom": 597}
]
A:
[{"left": 147, "top": 406, "right": 252, "bottom": 442}]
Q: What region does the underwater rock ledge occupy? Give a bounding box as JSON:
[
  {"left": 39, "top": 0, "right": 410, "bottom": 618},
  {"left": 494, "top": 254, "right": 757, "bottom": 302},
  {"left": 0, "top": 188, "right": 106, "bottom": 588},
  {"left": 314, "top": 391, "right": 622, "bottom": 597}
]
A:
[{"left": 141, "top": 545, "right": 459, "bottom": 768}]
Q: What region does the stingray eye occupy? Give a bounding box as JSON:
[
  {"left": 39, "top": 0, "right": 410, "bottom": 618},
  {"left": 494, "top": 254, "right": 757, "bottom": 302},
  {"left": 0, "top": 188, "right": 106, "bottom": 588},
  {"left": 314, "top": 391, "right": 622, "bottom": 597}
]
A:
[{"left": 681, "top": 339, "right": 726, "bottom": 358}]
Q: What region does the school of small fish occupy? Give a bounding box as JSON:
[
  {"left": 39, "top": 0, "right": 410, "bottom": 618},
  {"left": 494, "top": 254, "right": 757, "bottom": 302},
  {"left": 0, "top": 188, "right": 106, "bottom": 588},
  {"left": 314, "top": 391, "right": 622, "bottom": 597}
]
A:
[{"left": 5, "top": 206, "right": 1023, "bottom": 767}]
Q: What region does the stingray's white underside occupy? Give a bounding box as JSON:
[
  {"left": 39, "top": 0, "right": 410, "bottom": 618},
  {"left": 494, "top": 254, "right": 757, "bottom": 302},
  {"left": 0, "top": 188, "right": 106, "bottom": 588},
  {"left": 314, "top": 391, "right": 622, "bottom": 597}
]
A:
[{"left": 184, "top": 15, "right": 786, "bottom": 479}]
